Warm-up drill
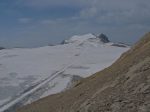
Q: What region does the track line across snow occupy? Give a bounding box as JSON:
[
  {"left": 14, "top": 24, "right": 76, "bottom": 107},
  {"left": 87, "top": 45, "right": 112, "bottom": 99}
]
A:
[{"left": 0, "top": 64, "right": 72, "bottom": 112}]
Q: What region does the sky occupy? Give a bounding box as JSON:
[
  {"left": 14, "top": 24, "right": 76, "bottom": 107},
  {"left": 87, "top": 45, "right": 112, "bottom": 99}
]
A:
[{"left": 0, "top": 0, "right": 150, "bottom": 48}]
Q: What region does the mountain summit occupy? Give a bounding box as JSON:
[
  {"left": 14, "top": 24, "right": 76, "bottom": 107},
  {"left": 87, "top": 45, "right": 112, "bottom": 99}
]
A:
[
  {"left": 18, "top": 32, "right": 150, "bottom": 112},
  {"left": 61, "top": 33, "right": 110, "bottom": 44}
]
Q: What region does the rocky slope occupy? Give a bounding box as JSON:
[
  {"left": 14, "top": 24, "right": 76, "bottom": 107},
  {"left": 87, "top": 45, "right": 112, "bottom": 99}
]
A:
[{"left": 17, "top": 32, "right": 150, "bottom": 112}]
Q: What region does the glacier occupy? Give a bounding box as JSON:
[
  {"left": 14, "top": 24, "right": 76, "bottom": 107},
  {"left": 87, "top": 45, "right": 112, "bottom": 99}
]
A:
[{"left": 0, "top": 33, "right": 129, "bottom": 111}]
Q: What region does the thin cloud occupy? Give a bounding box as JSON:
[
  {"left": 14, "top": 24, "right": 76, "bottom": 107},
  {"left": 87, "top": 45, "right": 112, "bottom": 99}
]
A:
[
  {"left": 18, "top": 18, "right": 32, "bottom": 24},
  {"left": 16, "top": 0, "right": 91, "bottom": 9},
  {"left": 78, "top": 0, "right": 150, "bottom": 26}
]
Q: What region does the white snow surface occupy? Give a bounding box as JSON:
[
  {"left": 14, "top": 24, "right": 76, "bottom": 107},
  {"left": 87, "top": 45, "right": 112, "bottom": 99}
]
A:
[
  {"left": 68, "top": 33, "right": 96, "bottom": 42},
  {"left": 0, "top": 33, "right": 129, "bottom": 111},
  {"left": 64, "top": 33, "right": 102, "bottom": 44}
]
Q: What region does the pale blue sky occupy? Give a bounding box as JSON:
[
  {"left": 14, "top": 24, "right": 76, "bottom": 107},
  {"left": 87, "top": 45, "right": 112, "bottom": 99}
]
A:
[{"left": 0, "top": 0, "right": 150, "bottom": 48}]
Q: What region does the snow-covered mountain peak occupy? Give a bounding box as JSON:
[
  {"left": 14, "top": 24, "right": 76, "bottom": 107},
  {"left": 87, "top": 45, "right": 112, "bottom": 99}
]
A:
[
  {"left": 69, "top": 33, "right": 96, "bottom": 42},
  {"left": 61, "top": 33, "right": 110, "bottom": 45},
  {"left": 62, "top": 33, "right": 96, "bottom": 44}
]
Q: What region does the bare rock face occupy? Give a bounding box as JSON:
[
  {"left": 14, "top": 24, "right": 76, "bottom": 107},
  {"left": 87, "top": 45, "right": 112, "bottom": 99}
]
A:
[
  {"left": 0, "top": 47, "right": 5, "bottom": 50},
  {"left": 17, "top": 32, "right": 150, "bottom": 112},
  {"left": 97, "top": 33, "right": 110, "bottom": 43}
]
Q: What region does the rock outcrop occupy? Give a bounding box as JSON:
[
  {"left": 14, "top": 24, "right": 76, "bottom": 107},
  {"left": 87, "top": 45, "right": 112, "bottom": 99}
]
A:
[{"left": 97, "top": 33, "right": 110, "bottom": 43}]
